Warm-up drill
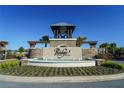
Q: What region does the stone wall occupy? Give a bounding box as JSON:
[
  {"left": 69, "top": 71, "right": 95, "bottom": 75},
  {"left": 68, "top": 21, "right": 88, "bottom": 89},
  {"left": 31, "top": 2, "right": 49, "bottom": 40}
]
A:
[
  {"left": 28, "top": 48, "right": 43, "bottom": 58},
  {"left": 0, "top": 48, "right": 6, "bottom": 60},
  {"left": 42, "top": 47, "right": 82, "bottom": 60},
  {"left": 28, "top": 48, "right": 97, "bottom": 59},
  {"left": 0, "top": 47, "right": 5, "bottom": 51},
  {"left": 82, "top": 49, "right": 97, "bottom": 58},
  {"left": 50, "top": 40, "right": 76, "bottom": 47}
]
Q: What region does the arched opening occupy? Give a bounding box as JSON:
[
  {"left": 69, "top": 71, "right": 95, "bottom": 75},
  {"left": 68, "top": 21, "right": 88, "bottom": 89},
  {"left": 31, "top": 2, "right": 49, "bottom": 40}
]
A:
[
  {"left": 35, "top": 43, "right": 44, "bottom": 48},
  {"left": 35, "top": 43, "right": 49, "bottom": 48},
  {"left": 81, "top": 44, "right": 90, "bottom": 49},
  {"left": 57, "top": 44, "right": 68, "bottom": 47}
]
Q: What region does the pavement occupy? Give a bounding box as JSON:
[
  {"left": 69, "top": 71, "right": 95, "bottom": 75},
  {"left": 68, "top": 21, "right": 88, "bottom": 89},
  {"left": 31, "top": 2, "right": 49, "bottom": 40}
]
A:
[
  {"left": 1, "top": 79, "right": 124, "bottom": 88},
  {"left": 0, "top": 73, "right": 124, "bottom": 83}
]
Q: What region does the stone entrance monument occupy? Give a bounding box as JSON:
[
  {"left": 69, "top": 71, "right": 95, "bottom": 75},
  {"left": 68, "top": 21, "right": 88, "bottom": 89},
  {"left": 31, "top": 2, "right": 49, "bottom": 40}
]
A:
[
  {"left": 0, "top": 41, "right": 8, "bottom": 60},
  {"left": 26, "top": 22, "right": 98, "bottom": 67}
]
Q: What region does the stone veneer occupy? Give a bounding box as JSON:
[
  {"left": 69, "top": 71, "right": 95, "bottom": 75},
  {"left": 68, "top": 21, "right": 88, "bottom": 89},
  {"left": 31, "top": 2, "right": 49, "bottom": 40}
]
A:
[
  {"left": 42, "top": 47, "right": 82, "bottom": 60},
  {"left": 82, "top": 49, "right": 97, "bottom": 58},
  {"left": 28, "top": 48, "right": 43, "bottom": 58},
  {"left": 50, "top": 39, "right": 77, "bottom": 47},
  {"left": 0, "top": 41, "right": 8, "bottom": 60},
  {"left": 28, "top": 48, "right": 97, "bottom": 58},
  {"left": 0, "top": 47, "right": 5, "bottom": 51}
]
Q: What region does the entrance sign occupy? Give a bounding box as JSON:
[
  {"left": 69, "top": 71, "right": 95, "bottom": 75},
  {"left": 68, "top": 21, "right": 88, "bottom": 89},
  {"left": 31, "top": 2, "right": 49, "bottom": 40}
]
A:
[
  {"left": 43, "top": 47, "right": 82, "bottom": 60},
  {"left": 54, "top": 48, "right": 70, "bottom": 58}
]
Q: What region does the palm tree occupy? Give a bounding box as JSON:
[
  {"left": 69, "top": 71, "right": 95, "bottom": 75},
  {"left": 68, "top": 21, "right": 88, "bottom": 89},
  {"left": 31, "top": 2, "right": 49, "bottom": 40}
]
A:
[
  {"left": 40, "top": 35, "right": 49, "bottom": 47},
  {"left": 99, "top": 43, "right": 110, "bottom": 54},
  {"left": 76, "top": 36, "right": 87, "bottom": 47},
  {"left": 109, "top": 43, "right": 117, "bottom": 55}
]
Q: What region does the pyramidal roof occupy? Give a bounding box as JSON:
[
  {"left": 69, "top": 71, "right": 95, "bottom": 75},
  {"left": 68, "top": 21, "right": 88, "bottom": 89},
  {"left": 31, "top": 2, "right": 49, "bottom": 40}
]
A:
[{"left": 51, "top": 22, "right": 75, "bottom": 26}]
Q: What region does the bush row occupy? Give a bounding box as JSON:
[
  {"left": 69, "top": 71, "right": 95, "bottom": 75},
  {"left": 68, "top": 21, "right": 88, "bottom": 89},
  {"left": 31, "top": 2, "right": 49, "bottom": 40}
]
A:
[
  {"left": 102, "top": 61, "right": 124, "bottom": 70},
  {"left": 0, "top": 60, "right": 20, "bottom": 69}
]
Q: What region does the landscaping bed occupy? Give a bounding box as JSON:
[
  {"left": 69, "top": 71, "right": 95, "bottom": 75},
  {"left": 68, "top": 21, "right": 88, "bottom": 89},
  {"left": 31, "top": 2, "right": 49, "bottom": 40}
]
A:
[
  {"left": 0, "top": 65, "right": 124, "bottom": 77},
  {"left": 0, "top": 60, "right": 124, "bottom": 77}
]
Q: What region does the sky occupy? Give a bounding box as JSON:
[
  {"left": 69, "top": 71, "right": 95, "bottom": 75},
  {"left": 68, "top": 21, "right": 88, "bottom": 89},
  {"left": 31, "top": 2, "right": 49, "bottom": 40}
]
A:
[{"left": 0, "top": 5, "right": 124, "bottom": 50}]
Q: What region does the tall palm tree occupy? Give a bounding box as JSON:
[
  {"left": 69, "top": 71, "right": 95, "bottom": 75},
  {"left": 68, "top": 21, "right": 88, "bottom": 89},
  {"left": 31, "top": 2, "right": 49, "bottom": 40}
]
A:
[
  {"left": 99, "top": 43, "right": 110, "bottom": 54},
  {"left": 40, "top": 35, "right": 49, "bottom": 47},
  {"left": 76, "top": 36, "right": 87, "bottom": 47},
  {"left": 109, "top": 43, "right": 117, "bottom": 55}
]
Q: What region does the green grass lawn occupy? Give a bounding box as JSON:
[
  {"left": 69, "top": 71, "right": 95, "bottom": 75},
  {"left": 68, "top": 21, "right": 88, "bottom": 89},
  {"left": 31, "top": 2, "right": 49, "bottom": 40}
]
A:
[{"left": 0, "top": 60, "right": 124, "bottom": 77}]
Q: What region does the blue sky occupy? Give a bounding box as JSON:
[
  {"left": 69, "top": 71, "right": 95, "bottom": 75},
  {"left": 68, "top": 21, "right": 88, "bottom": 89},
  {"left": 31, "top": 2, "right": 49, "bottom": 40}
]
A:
[{"left": 0, "top": 5, "right": 124, "bottom": 50}]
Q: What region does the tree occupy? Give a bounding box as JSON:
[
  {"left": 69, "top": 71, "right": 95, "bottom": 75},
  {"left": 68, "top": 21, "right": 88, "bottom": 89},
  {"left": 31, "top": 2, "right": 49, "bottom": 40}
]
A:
[
  {"left": 76, "top": 36, "right": 87, "bottom": 47},
  {"left": 99, "top": 43, "right": 109, "bottom": 48},
  {"left": 18, "top": 47, "right": 25, "bottom": 53},
  {"left": 99, "top": 43, "right": 110, "bottom": 54},
  {"left": 109, "top": 43, "right": 117, "bottom": 55},
  {"left": 115, "top": 47, "right": 124, "bottom": 58},
  {"left": 40, "top": 35, "right": 49, "bottom": 47}
]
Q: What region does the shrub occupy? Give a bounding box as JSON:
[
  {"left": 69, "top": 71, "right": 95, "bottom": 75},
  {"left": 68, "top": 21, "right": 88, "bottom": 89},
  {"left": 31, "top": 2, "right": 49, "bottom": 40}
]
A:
[
  {"left": 102, "top": 61, "right": 124, "bottom": 69},
  {"left": 95, "top": 53, "right": 113, "bottom": 60},
  {"left": 0, "top": 60, "right": 20, "bottom": 69}
]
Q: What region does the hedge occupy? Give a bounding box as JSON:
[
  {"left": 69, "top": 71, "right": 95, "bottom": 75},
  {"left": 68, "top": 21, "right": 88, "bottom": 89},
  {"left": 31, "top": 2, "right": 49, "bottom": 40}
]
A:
[
  {"left": 0, "top": 60, "right": 20, "bottom": 69},
  {"left": 102, "top": 61, "right": 124, "bottom": 69}
]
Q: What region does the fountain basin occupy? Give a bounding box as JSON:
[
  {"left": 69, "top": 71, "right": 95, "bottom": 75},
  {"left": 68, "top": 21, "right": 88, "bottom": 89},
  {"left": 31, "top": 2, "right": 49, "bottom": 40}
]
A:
[{"left": 22, "top": 58, "right": 96, "bottom": 67}]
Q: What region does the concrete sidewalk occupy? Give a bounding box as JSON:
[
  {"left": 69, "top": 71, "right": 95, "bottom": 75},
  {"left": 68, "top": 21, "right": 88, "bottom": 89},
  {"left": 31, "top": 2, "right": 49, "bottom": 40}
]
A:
[{"left": 0, "top": 73, "right": 124, "bottom": 83}]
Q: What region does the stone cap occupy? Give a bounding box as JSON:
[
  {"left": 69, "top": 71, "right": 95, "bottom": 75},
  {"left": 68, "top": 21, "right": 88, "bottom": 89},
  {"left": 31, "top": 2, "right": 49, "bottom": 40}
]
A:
[
  {"left": 83, "top": 41, "right": 98, "bottom": 45},
  {"left": 0, "top": 41, "right": 8, "bottom": 48},
  {"left": 49, "top": 38, "right": 77, "bottom": 41},
  {"left": 50, "top": 22, "right": 75, "bottom": 27},
  {"left": 0, "top": 41, "right": 8, "bottom": 45},
  {"left": 27, "top": 41, "right": 37, "bottom": 44}
]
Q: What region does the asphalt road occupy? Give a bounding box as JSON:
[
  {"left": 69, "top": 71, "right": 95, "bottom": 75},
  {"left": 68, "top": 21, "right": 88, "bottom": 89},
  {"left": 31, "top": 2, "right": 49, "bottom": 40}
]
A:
[{"left": 0, "top": 79, "right": 124, "bottom": 88}]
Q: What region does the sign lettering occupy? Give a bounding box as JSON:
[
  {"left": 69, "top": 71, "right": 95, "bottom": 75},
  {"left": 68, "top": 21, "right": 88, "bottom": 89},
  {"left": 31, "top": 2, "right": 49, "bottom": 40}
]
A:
[{"left": 54, "top": 48, "right": 70, "bottom": 58}]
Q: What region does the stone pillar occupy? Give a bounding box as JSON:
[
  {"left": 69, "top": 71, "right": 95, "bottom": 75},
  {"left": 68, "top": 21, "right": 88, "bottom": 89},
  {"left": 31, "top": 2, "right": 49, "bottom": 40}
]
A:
[
  {"left": 95, "top": 59, "right": 105, "bottom": 66},
  {"left": 0, "top": 41, "right": 8, "bottom": 48},
  {"left": 89, "top": 43, "right": 97, "bottom": 49},
  {"left": 28, "top": 41, "right": 36, "bottom": 49},
  {"left": 21, "top": 59, "right": 29, "bottom": 66},
  {"left": 54, "top": 30, "right": 57, "bottom": 38},
  {"left": 67, "top": 29, "right": 69, "bottom": 38},
  {"left": 90, "top": 44, "right": 96, "bottom": 49},
  {"left": 70, "top": 29, "right": 72, "bottom": 38},
  {"left": 57, "top": 29, "right": 59, "bottom": 38},
  {"left": 0, "top": 41, "right": 8, "bottom": 60}
]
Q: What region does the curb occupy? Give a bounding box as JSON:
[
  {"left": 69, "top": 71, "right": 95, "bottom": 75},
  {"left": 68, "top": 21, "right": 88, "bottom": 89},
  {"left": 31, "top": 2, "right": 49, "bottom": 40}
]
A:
[{"left": 0, "top": 73, "right": 124, "bottom": 83}]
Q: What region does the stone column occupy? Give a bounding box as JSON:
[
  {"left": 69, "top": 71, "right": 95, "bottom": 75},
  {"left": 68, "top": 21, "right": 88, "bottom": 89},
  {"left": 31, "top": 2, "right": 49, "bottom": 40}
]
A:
[
  {"left": 90, "top": 43, "right": 97, "bottom": 49},
  {"left": 67, "top": 29, "right": 69, "bottom": 38},
  {"left": 54, "top": 30, "right": 56, "bottom": 38},
  {"left": 28, "top": 41, "right": 36, "bottom": 49},
  {"left": 0, "top": 41, "right": 8, "bottom": 60},
  {"left": 54, "top": 30, "right": 57, "bottom": 38},
  {"left": 57, "top": 29, "right": 59, "bottom": 38},
  {"left": 70, "top": 29, "right": 72, "bottom": 38}
]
